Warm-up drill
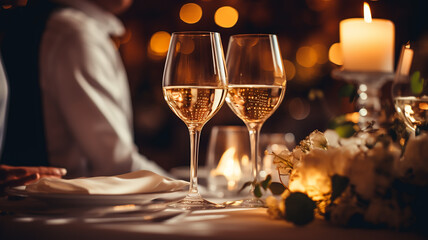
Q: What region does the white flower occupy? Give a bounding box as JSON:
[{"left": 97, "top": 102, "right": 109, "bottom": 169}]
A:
[
  {"left": 345, "top": 142, "right": 400, "bottom": 200},
  {"left": 266, "top": 194, "right": 287, "bottom": 219},
  {"left": 286, "top": 130, "right": 360, "bottom": 201},
  {"left": 266, "top": 196, "right": 283, "bottom": 219},
  {"left": 273, "top": 150, "right": 293, "bottom": 175},
  {"left": 309, "top": 130, "right": 328, "bottom": 150},
  {"left": 345, "top": 151, "right": 376, "bottom": 199},
  {"left": 289, "top": 147, "right": 352, "bottom": 201},
  {"left": 396, "top": 132, "right": 428, "bottom": 178},
  {"left": 364, "top": 198, "right": 411, "bottom": 229},
  {"left": 324, "top": 130, "right": 340, "bottom": 147}
]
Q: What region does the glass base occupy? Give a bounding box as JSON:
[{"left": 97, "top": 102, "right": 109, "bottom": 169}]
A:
[
  {"left": 224, "top": 197, "right": 265, "bottom": 208},
  {"left": 168, "top": 194, "right": 225, "bottom": 210}
]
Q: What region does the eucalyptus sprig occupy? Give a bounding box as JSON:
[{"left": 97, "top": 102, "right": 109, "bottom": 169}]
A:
[{"left": 238, "top": 174, "right": 286, "bottom": 198}]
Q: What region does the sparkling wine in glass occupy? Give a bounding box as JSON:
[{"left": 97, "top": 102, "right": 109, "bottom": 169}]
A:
[
  {"left": 225, "top": 34, "right": 286, "bottom": 207},
  {"left": 163, "top": 32, "right": 227, "bottom": 210},
  {"left": 392, "top": 42, "right": 428, "bottom": 133}
]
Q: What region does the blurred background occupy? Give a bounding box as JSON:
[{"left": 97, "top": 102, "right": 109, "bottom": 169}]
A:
[{"left": 2, "top": 0, "right": 428, "bottom": 171}]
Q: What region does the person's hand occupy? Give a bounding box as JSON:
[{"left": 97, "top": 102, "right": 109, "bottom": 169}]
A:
[{"left": 0, "top": 165, "right": 67, "bottom": 194}]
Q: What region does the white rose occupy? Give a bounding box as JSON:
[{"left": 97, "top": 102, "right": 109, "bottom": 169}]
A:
[
  {"left": 309, "top": 130, "right": 328, "bottom": 150},
  {"left": 345, "top": 151, "right": 376, "bottom": 200},
  {"left": 398, "top": 132, "right": 428, "bottom": 176},
  {"left": 289, "top": 148, "right": 334, "bottom": 200}
]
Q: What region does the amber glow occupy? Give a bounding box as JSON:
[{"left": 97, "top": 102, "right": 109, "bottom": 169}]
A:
[
  {"left": 312, "top": 44, "right": 328, "bottom": 64},
  {"left": 211, "top": 147, "right": 249, "bottom": 191},
  {"left": 363, "top": 2, "right": 372, "bottom": 23},
  {"left": 214, "top": 6, "right": 239, "bottom": 28},
  {"left": 328, "top": 43, "right": 343, "bottom": 65},
  {"left": 296, "top": 46, "right": 317, "bottom": 68},
  {"left": 113, "top": 204, "right": 137, "bottom": 211},
  {"left": 419, "top": 103, "right": 428, "bottom": 110},
  {"left": 289, "top": 169, "right": 331, "bottom": 201},
  {"left": 283, "top": 59, "right": 296, "bottom": 80},
  {"left": 149, "top": 31, "right": 171, "bottom": 56},
  {"left": 345, "top": 112, "right": 360, "bottom": 124},
  {"left": 211, "top": 147, "right": 243, "bottom": 190},
  {"left": 179, "top": 3, "right": 203, "bottom": 24}
]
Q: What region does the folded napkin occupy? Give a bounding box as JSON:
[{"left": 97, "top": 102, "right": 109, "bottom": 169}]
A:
[{"left": 25, "top": 170, "right": 188, "bottom": 195}]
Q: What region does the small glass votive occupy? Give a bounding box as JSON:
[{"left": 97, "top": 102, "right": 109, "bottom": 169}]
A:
[{"left": 206, "top": 126, "right": 251, "bottom": 197}]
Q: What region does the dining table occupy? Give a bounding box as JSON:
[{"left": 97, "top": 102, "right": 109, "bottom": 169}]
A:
[{"left": 0, "top": 194, "right": 425, "bottom": 240}]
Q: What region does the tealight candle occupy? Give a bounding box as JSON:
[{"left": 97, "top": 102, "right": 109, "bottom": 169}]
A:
[{"left": 340, "top": 2, "right": 395, "bottom": 72}]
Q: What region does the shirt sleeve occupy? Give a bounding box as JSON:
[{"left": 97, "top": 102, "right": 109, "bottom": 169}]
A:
[{"left": 42, "top": 19, "right": 167, "bottom": 177}]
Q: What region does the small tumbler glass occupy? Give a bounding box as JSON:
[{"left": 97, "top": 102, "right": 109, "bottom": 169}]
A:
[{"left": 207, "top": 126, "right": 251, "bottom": 197}]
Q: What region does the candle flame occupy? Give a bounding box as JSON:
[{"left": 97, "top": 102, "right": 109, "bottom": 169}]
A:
[
  {"left": 213, "top": 147, "right": 242, "bottom": 190},
  {"left": 405, "top": 41, "right": 411, "bottom": 49},
  {"left": 363, "top": 2, "right": 372, "bottom": 23}
]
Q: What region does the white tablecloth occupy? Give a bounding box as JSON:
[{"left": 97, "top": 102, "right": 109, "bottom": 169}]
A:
[{"left": 0, "top": 205, "right": 424, "bottom": 240}]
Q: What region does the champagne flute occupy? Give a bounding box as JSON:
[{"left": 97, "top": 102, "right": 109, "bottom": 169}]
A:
[
  {"left": 225, "top": 34, "right": 286, "bottom": 207},
  {"left": 392, "top": 42, "right": 428, "bottom": 133},
  {"left": 163, "top": 32, "right": 227, "bottom": 210}
]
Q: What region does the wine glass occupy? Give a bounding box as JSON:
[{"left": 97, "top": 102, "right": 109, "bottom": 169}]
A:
[
  {"left": 225, "top": 34, "right": 286, "bottom": 207},
  {"left": 162, "top": 32, "right": 227, "bottom": 210},
  {"left": 392, "top": 41, "right": 428, "bottom": 133}
]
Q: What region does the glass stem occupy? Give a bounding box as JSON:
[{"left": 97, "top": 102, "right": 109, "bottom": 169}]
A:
[
  {"left": 247, "top": 123, "right": 262, "bottom": 193},
  {"left": 188, "top": 127, "right": 201, "bottom": 197}
]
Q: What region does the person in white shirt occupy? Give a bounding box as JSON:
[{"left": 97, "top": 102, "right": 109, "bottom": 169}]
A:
[{"left": 39, "top": 0, "right": 167, "bottom": 177}]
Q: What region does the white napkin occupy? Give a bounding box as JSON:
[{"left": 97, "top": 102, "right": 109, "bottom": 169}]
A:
[{"left": 25, "top": 170, "right": 188, "bottom": 195}]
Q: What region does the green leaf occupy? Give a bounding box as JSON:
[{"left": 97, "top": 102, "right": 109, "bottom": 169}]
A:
[
  {"left": 339, "top": 84, "right": 358, "bottom": 102},
  {"left": 254, "top": 183, "right": 262, "bottom": 198},
  {"left": 410, "top": 71, "right": 424, "bottom": 95},
  {"left": 261, "top": 175, "right": 272, "bottom": 190},
  {"left": 269, "top": 182, "right": 286, "bottom": 195},
  {"left": 238, "top": 181, "right": 252, "bottom": 194},
  {"left": 335, "top": 123, "right": 356, "bottom": 138},
  {"left": 339, "top": 84, "right": 354, "bottom": 97},
  {"left": 285, "top": 192, "right": 316, "bottom": 225},
  {"left": 331, "top": 174, "right": 349, "bottom": 202}
]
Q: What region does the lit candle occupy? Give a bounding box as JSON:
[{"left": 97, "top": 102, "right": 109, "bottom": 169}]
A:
[
  {"left": 211, "top": 147, "right": 243, "bottom": 191},
  {"left": 398, "top": 43, "right": 414, "bottom": 76},
  {"left": 340, "top": 2, "right": 395, "bottom": 72}
]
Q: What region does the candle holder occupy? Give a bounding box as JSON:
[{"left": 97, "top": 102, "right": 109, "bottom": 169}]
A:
[
  {"left": 206, "top": 126, "right": 252, "bottom": 198},
  {"left": 332, "top": 69, "right": 394, "bottom": 127}
]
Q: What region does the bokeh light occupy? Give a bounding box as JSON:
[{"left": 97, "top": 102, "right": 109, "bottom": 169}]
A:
[
  {"left": 345, "top": 112, "right": 360, "bottom": 124},
  {"left": 215, "top": 6, "right": 239, "bottom": 28},
  {"left": 149, "top": 31, "right": 171, "bottom": 56},
  {"left": 283, "top": 59, "right": 296, "bottom": 80},
  {"left": 289, "top": 97, "right": 311, "bottom": 120},
  {"left": 328, "top": 43, "right": 343, "bottom": 65},
  {"left": 296, "top": 65, "right": 321, "bottom": 85},
  {"left": 179, "top": 3, "right": 203, "bottom": 24},
  {"left": 359, "top": 84, "right": 367, "bottom": 92},
  {"left": 312, "top": 44, "right": 328, "bottom": 64},
  {"left": 296, "top": 46, "right": 317, "bottom": 68}
]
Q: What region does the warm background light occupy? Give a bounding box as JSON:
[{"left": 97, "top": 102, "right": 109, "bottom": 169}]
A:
[
  {"left": 149, "top": 31, "right": 171, "bottom": 56},
  {"left": 312, "top": 44, "right": 328, "bottom": 64},
  {"left": 179, "top": 3, "right": 203, "bottom": 24},
  {"left": 296, "top": 46, "right": 317, "bottom": 68},
  {"left": 288, "top": 97, "right": 311, "bottom": 120},
  {"left": 283, "top": 59, "right": 296, "bottom": 80},
  {"left": 214, "top": 6, "right": 239, "bottom": 28},
  {"left": 328, "top": 43, "right": 343, "bottom": 65}
]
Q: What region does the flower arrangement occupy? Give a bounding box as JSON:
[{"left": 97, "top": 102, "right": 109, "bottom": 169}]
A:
[{"left": 264, "top": 124, "right": 428, "bottom": 233}]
